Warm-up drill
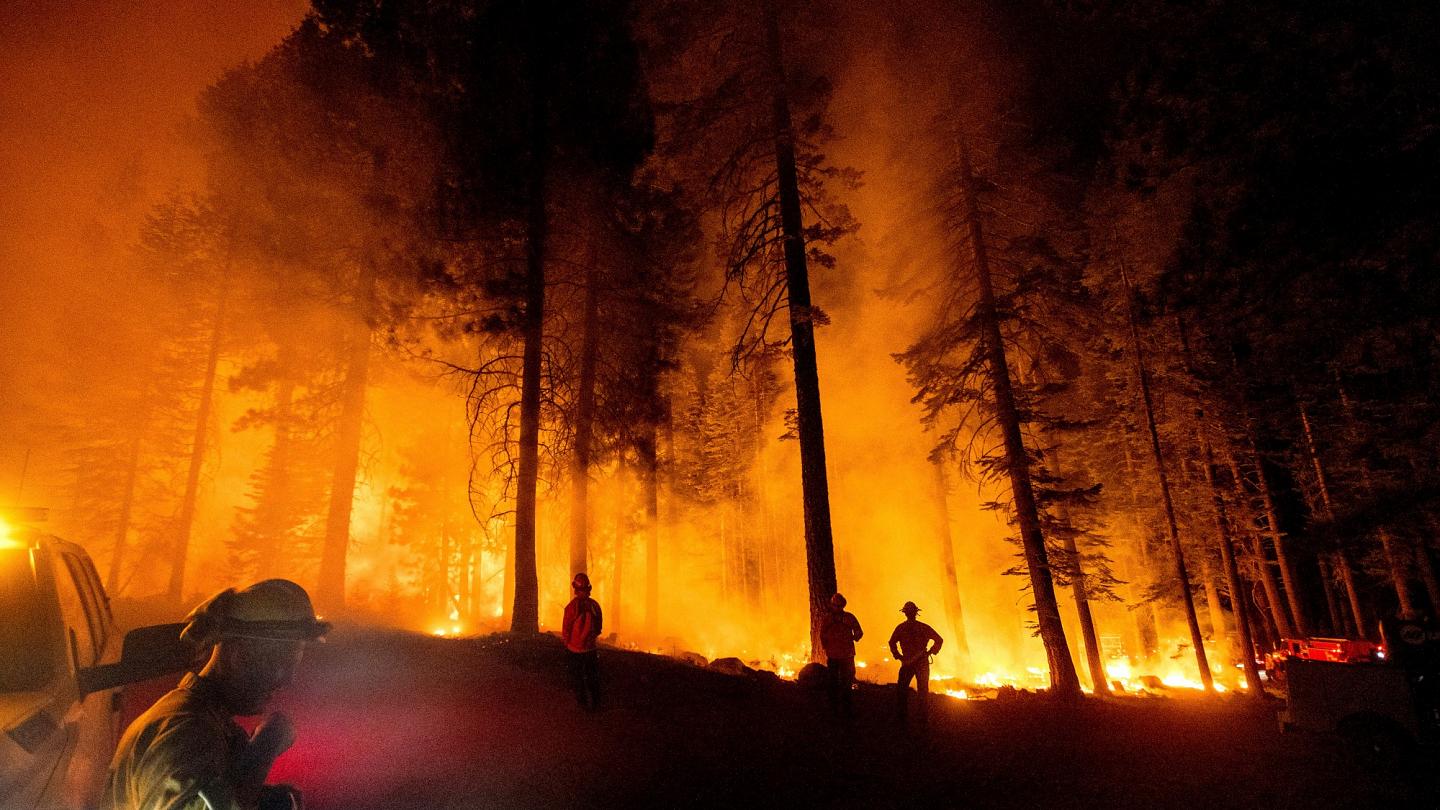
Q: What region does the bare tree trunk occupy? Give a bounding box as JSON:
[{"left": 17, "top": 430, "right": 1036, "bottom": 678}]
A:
[
  {"left": 107, "top": 437, "right": 141, "bottom": 594},
  {"left": 510, "top": 88, "right": 548, "bottom": 634},
  {"left": 1297, "top": 402, "right": 1367, "bottom": 635},
  {"left": 168, "top": 281, "right": 229, "bottom": 604},
  {"left": 502, "top": 514, "right": 515, "bottom": 625},
  {"left": 1046, "top": 447, "right": 1107, "bottom": 695},
  {"left": 1201, "top": 557, "right": 1228, "bottom": 656},
  {"left": 1244, "top": 438, "right": 1310, "bottom": 636},
  {"left": 611, "top": 475, "right": 626, "bottom": 634},
  {"left": 956, "top": 140, "right": 1079, "bottom": 698},
  {"left": 1205, "top": 440, "right": 1264, "bottom": 698},
  {"left": 1121, "top": 439, "right": 1159, "bottom": 659},
  {"left": 1116, "top": 259, "right": 1211, "bottom": 691},
  {"left": 1317, "top": 555, "right": 1346, "bottom": 636},
  {"left": 569, "top": 254, "right": 601, "bottom": 577},
  {"left": 763, "top": 0, "right": 838, "bottom": 662},
  {"left": 1252, "top": 583, "right": 1282, "bottom": 651},
  {"left": 317, "top": 262, "right": 376, "bottom": 613},
  {"left": 931, "top": 459, "right": 970, "bottom": 661},
  {"left": 1222, "top": 448, "right": 1295, "bottom": 639},
  {"left": 641, "top": 426, "right": 660, "bottom": 638}
]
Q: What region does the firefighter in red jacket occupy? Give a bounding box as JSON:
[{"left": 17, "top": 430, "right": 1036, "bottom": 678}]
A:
[
  {"left": 562, "top": 573, "right": 604, "bottom": 711},
  {"left": 820, "top": 592, "right": 864, "bottom": 718}
]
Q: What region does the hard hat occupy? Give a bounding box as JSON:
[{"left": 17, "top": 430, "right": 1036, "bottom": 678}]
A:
[
  {"left": 181, "top": 579, "right": 330, "bottom": 646},
  {"left": 900, "top": 601, "right": 921, "bottom": 614},
  {"left": 830, "top": 593, "right": 847, "bottom": 609},
  {"left": 572, "top": 572, "right": 592, "bottom": 592}
]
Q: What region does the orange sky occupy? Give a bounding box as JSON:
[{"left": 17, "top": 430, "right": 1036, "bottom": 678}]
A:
[{"left": 0, "top": 0, "right": 308, "bottom": 492}]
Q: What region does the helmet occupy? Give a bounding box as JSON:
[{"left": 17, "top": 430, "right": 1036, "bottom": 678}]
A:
[
  {"left": 180, "top": 579, "right": 331, "bottom": 646},
  {"left": 900, "top": 601, "right": 921, "bottom": 615},
  {"left": 829, "top": 593, "right": 847, "bottom": 609},
  {"left": 572, "top": 572, "right": 592, "bottom": 592}
]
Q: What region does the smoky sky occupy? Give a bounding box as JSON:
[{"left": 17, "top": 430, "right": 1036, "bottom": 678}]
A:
[{"left": 0, "top": 0, "right": 307, "bottom": 491}]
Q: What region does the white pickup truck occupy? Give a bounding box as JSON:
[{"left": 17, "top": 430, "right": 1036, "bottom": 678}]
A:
[{"left": 0, "top": 516, "right": 189, "bottom": 809}]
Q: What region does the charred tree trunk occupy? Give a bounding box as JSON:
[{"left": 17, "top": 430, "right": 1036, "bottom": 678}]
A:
[
  {"left": 510, "top": 77, "right": 549, "bottom": 634},
  {"left": 1201, "top": 556, "right": 1228, "bottom": 656},
  {"left": 763, "top": 0, "right": 838, "bottom": 662},
  {"left": 1121, "top": 439, "right": 1159, "bottom": 659},
  {"left": 502, "top": 514, "right": 515, "bottom": 625},
  {"left": 569, "top": 255, "right": 601, "bottom": 577},
  {"left": 1063, "top": 526, "right": 1108, "bottom": 695},
  {"left": 931, "top": 459, "right": 970, "bottom": 661},
  {"left": 610, "top": 474, "right": 626, "bottom": 634},
  {"left": 317, "top": 261, "right": 376, "bottom": 613},
  {"left": 1317, "top": 555, "right": 1347, "bottom": 636},
  {"left": 957, "top": 140, "right": 1079, "bottom": 697},
  {"left": 1047, "top": 447, "right": 1107, "bottom": 695},
  {"left": 1216, "top": 441, "right": 1293, "bottom": 644},
  {"left": 1205, "top": 440, "right": 1265, "bottom": 698},
  {"left": 1298, "top": 402, "right": 1368, "bottom": 635},
  {"left": 1116, "top": 260, "right": 1212, "bottom": 690},
  {"left": 1244, "top": 436, "right": 1310, "bottom": 636},
  {"left": 107, "top": 437, "right": 141, "bottom": 594},
  {"left": 167, "top": 280, "right": 229, "bottom": 603},
  {"left": 641, "top": 426, "right": 661, "bottom": 638}
]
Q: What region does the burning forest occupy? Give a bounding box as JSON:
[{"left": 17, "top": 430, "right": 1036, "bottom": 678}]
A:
[{"left": 2, "top": 1, "right": 1438, "bottom": 808}]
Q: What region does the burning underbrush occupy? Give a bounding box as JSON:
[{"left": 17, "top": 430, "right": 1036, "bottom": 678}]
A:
[{"left": 419, "top": 612, "right": 1253, "bottom": 701}]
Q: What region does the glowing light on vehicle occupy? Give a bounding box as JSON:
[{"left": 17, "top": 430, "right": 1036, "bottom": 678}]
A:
[{"left": 0, "top": 517, "right": 22, "bottom": 549}]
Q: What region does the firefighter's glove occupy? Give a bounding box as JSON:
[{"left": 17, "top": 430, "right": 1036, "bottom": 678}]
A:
[{"left": 258, "top": 784, "right": 303, "bottom": 810}]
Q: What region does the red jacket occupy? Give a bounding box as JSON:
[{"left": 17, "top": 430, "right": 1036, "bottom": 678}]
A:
[
  {"left": 820, "top": 610, "right": 863, "bottom": 660},
  {"left": 562, "top": 596, "right": 603, "bottom": 652}
]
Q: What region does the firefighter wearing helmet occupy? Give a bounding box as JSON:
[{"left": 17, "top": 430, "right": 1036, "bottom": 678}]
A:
[
  {"left": 106, "top": 579, "right": 329, "bottom": 810},
  {"left": 889, "top": 600, "right": 943, "bottom": 725},
  {"left": 561, "top": 572, "right": 604, "bottom": 711},
  {"left": 820, "top": 592, "right": 864, "bottom": 718}
]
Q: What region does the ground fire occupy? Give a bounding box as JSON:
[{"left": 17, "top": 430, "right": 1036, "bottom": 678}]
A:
[{"left": 2, "top": 1, "right": 1438, "bottom": 808}]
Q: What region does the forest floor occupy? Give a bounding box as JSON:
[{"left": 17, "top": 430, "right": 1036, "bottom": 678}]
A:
[{"left": 236, "top": 627, "right": 1432, "bottom": 810}]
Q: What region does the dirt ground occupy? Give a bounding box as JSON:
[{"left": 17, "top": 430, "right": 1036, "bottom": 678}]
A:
[{"left": 236, "top": 628, "right": 1430, "bottom": 809}]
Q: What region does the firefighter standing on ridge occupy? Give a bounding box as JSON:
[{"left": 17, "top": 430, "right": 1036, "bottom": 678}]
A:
[
  {"left": 562, "top": 572, "right": 604, "bottom": 711},
  {"left": 889, "top": 600, "right": 943, "bottom": 725},
  {"left": 820, "top": 592, "right": 864, "bottom": 718},
  {"left": 107, "top": 579, "right": 329, "bottom": 810}
]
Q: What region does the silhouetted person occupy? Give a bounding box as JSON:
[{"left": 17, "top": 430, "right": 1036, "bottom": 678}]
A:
[
  {"left": 889, "top": 601, "right": 943, "bottom": 725},
  {"left": 562, "top": 572, "right": 603, "bottom": 711},
  {"left": 820, "top": 592, "right": 864, "bottom": 718},
  {"left": 107, "top": 579, "right": 329, "bottom": 810}
]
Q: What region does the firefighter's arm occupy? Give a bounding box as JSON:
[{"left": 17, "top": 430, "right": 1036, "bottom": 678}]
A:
[
  {"left": 138, "top": 721, "right": 247, "bottom": 810},
  {"left": 593, "top": 602, "right": 604, "bottom": 638},
  {"left": 850, "top": 616, "right": 863, "bottom": 642},
  {"left": 233, "top": 713, "right": 296, "bottom": 807},
  {"left": 888, "top": 635, "right": 901, "bottom": 661},
  {"left": 562, "top": 602, "right": 575, "bottom": 638}
]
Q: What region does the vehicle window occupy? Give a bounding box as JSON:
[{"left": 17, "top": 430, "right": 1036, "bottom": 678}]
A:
[
  {"left": 63, "top": 553, "right": 107, "bottom": 655},
  {"left": 53, "top": 553, "right": 98, "bottom": 668},
  {"left": 0, "top": 547, "right": 59, "bottom": 690},
  {"left": 80, "top": 554, "right": 113, "bottom": 626}
]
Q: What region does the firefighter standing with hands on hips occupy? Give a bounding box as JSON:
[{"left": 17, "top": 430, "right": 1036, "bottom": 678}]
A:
[
  {"left": 889, "top": 600, "right": 943, "bottom": 725},
  {"left": 106, "top": 579, "right": 329, "bottom": 810}
]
